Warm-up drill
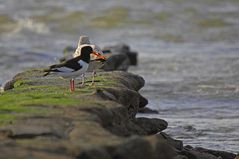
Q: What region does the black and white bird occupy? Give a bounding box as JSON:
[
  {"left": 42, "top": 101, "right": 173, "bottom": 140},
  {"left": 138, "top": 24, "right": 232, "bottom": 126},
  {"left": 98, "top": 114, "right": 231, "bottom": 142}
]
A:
[
  {"left": 73, "top": 35, "right": 103, "bottom": 58},
  {"left": 44, "top": 46, "right": 105, "bottom": 91},
  {"left": 73, "top": 36, "right": 106, "bottom": 85}
]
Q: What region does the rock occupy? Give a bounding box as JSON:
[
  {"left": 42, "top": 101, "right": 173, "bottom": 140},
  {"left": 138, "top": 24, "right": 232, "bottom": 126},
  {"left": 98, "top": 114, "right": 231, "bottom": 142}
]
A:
[
  {"left": 145, "top": 135, "right": 178, "bottom": 159},
  {"left": 0, "top": 67, "right": 235, "bottom": 159},
  {"left": 157, "top": 132, "right": 184, "bottom": 151},
  {"left": 139, "top": 95, "right": 148, "bottom": 108},
  {"left": 0, "top": 117, "right": 71, "bottom": 139},
  {"left": 80, "top": 106, "right": 147, "bottom": 137},
  {"left": 181, "top": 149, "right": 219, "bottom": 159},
  {"left": 154, "top": 140, "right": 178, "bottom": 159},
  {"left": 96, "top": 87, "right": 141, "bottom": 118},
  {"left": 180, "top": 149, "right": 198, "bottom": 159},
  {"left": 138, "top": 107, "right": 158, "bottom": 114},
  {"left": 180, "top": 146, "right": 237, "bottom": 159},
  {"left": 103, "top": 44, "right": 130, "bottom": 55},
  {"left": 101, "top": 53, "right": 131, "bottom": 71},
  {"left": 111, "top": 71, "right": 145, "bottom": 91},
  {"left": 235, "top": 154, "right": 239, "bottom": 159},
  {"left": 76, "top": 148, "right": 111, "bottom": 159},
  {"left": 0, "top": 146, "right": 73, "bottom": 159},
  {"left": 193, "top": 147, "right": 236, "bottom": 159},
  {"left": 101, "top": 44, "right": 138, "bottom": 71},
  {"left": 126, "top": 51, "right": 137, "bottom": 66},
  {"left": 103, "top": 43, "right": 138, "bottom": 66},
  {"left": 174, "top": 155, "right": 189, "bottom": 159},
  {"left": 3, "top": 79, "right": 15, "bottom": 91},
  {"left": 133, "top": 117, "right": 168, "bottom": 135},
  {"left": 112, "top": 137, "right": 153, "bottom": 159}
]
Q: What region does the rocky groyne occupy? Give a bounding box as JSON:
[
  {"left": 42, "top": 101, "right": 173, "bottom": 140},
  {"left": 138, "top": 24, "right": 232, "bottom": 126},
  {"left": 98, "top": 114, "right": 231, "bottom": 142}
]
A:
[{"left": 0, "top": 68, "right": 236, "bottom": 159}]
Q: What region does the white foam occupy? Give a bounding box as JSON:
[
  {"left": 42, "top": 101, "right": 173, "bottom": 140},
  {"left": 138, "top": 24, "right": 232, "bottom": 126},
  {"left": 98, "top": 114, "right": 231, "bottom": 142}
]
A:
[{"left": 13, "top": 18, "right": 50, "bottom": 34}]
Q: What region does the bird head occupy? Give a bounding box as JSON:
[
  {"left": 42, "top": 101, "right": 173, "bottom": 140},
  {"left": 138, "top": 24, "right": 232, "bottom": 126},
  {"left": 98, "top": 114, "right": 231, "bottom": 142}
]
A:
[{"left": 80, "top": 46, "right": 106, "bottom": 62}]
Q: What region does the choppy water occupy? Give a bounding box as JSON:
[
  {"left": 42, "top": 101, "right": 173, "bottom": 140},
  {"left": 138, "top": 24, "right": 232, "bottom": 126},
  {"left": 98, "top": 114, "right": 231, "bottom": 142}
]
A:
[
  {"left": 134, "top": 51, "right": 239, "bottom": 153},
  {"left": 0, "top": 0, "right": 239, "bottom": 153}
]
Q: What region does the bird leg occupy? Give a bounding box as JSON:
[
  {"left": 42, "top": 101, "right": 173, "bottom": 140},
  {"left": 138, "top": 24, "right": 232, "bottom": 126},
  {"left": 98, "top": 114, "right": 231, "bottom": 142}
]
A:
[
  {"left": 69, "top": 79, "right": 72, "bottom": 92},
  {"left": 89, "top": 70, "right": 96, "bottom": 86},
  {"left": 70, "top": 79, "right": 75, "bottom": 92},
  {"left": 80, "top": 74, "right": 85, "bottom": 87}
]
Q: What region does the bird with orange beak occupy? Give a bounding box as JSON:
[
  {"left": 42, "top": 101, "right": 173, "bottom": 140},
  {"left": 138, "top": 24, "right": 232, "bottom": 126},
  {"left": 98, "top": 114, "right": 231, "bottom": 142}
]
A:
[
  {"left": 73, "top": 36, "right": 106, "bottom": 85},
  {"left": 44, "top": 45, "right": 105, "bottom": 92}
]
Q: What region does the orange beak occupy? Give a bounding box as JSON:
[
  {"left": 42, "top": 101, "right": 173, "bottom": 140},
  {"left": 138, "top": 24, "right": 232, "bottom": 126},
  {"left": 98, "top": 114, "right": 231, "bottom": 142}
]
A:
[{"left": 91, "top": 51, "right": 106, "bottom": 60}]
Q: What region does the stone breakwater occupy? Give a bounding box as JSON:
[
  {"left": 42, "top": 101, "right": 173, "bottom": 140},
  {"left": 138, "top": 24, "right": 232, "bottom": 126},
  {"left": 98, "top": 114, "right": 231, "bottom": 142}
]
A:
[{"left": 0, "top": 69, "right": 236, "bottom": 159}]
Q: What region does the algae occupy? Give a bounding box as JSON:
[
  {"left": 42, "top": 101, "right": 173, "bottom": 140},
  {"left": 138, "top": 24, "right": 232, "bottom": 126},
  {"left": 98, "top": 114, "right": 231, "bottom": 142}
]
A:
[
  {"left": 0, "top": 14, "right": 17, "bottom": 33},
  {"left": 0, "top": 113, "right": 15, "bottom": 126},
  {"left": 0, "top": 68, "right": 131, "bottom": 129},
  {"left": 0, "top": 69, "right": 119, "bottom": 127},
  {"left": 89, "top": 6, "right": 129, "bottom": 28},
  {"left": 154, "top": 12, "right": 172, "bottom": 21},
  {"left": 197, "top": 18, "right": 229, "bottom": 28},
  {"left": 32, "top": 10, "right": 85, "bottom": 33},
  {"left": 159, "top": 33, "right": 184, "bottom": 43}
]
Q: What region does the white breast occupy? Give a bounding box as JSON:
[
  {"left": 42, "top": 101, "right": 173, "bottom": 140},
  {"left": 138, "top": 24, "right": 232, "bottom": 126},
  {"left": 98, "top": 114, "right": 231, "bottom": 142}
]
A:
[{"left": 77, "top": 60, "right": 89, "bottom": 74}]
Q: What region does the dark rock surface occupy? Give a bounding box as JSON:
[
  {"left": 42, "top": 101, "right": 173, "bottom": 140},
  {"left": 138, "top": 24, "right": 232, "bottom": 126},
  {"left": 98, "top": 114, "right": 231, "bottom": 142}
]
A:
[
  {"left": 3, "top": 79, "right": 16, "bottom": 91},
  {"left": 193, "top": 147, "right": 237, "bottom": 159},
  {"left": 138, "top": 107, "right": 158, "bottom": 114},
  {"left": 132, "top": 117, "right": 168, "bottom": 135},
  {"left": 103, "top": 43, "right": 138, "bottom": 66},
  {"left": 102, "top": 44, "right": 137, "bottom": 71},
  {"left": 101, "top": 53, "right": 131, "bottom": 71}
]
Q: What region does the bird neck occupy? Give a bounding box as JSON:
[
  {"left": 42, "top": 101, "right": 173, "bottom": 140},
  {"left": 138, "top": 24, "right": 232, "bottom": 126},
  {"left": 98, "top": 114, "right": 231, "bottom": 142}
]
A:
[{"left": 78, "top": 53, "right": 90, "bottom": 63}]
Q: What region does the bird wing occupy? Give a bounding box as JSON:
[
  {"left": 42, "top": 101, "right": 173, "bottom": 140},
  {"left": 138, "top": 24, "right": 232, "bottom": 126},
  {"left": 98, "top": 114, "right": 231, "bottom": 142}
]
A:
[
  {"left": 63, "top": 60, "right": 82, "bottom": 71},
  {"left": 43, "top": 56, "right": 84, "bottom": 77},
  {"left": 49, "top": 57, "right": 82, "bottom": 71}
]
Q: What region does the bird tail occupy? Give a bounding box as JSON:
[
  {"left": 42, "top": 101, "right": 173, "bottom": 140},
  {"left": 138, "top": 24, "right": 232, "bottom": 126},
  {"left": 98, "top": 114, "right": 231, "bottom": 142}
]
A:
[
  {"left": 43, "top": 67, "right": 53, "bottom": 76},
  {"left": 43, "top": 70, "right": 51, "bottom": 76},
  {"left": 43, "top": 64, "right": 60, "bottom": 76}
]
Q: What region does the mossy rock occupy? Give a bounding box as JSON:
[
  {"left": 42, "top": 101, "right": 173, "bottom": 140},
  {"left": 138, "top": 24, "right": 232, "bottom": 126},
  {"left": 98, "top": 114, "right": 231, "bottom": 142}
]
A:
[
  {"left": 0, "top": 69, "right": 144, "bottom": 128},
  {"left": 0, "top": 68, "right": 235, "bottom": 158}
]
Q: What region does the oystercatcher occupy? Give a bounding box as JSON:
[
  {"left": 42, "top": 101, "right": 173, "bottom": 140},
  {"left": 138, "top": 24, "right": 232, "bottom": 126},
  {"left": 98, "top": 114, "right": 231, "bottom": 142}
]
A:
[
  {"left": 73, "top": 36, "right": 106, "bottom": 85},
  {"left": 73, "top": 36, "right": 103, "bottom": 59},
  {"left": 44, "top": 46, "right": 105, "bottom": 91}
]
